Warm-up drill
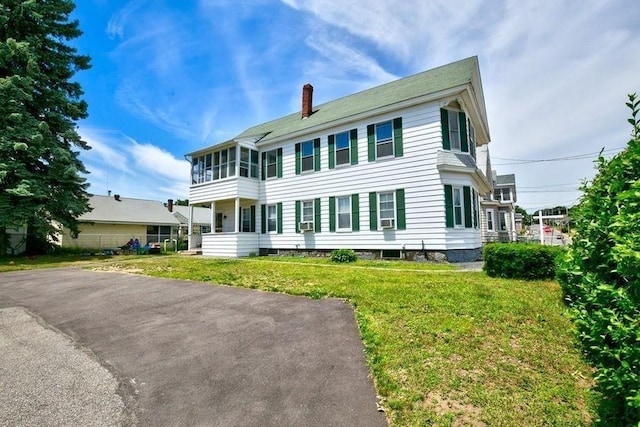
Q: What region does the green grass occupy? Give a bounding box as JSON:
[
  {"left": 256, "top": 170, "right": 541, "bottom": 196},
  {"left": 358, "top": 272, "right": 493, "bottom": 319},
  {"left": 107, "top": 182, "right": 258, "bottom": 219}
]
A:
[
  {"left": 0, "top": 253, "right": 154, "bottom": 272},
  {"left": 84, "top": 256, "right": 597, "bottom": 426}
]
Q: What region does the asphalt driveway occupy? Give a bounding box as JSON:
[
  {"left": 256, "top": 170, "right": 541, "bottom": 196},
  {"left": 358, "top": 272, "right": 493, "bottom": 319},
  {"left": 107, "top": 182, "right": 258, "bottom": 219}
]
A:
[{"left": 0, "top": 268, "right": 386, "bottom": 426}]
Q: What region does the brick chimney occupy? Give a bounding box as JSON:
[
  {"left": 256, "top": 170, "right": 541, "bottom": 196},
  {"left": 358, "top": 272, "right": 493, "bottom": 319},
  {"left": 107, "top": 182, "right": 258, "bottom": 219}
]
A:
[
  {"left": 167, "top": 199, "right": 173, "bottom": 213},
  {"left": 302, "top": 83, "right": 313, "bottom": 118}
]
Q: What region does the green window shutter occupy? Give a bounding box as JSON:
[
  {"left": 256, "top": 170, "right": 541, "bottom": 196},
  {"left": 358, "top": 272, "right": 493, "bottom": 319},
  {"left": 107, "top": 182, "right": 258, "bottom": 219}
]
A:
[
  {"left": 314, "top": 198, "right": 321, "bottom": 232},
  {"left": 350, "top": 128, "right": 358, "bottom": 165},
  {"left": 261, "top": 152, "right": 266, "bottom": 180},
  {"left": 277, "top": 202, "right": 283, "bottom": 233},
  {"left": 472, "top": 189, "right": 478, "bottom": 228},
  {"left": 314, "top": 138, "right": 321, "bottom": 172},
  {"left": 351, "top": 193, "right": 360, "bottom": 231},
  {"left": 369, "top": 192, "right": 378, "bottom": 230},
  {"left": 367, "top": 124, "right": 375, "bottom": 162},
  {"left": 250, "top": 205, "right": 256, "bottom": 232},
  {"left": 261, "top": 204, "right": 266, "bottom": 233},
  {"left": 393, "top": 117, "right": 403, "bottom": 158},
  {"left": 441, "top": 109, "right": 450, "bottom": 150},
  {"left": 329, "top": 196, "right": 336, "bottom": 232},
  {"left": 295, "top": 200, "right": 301, "bottom": 233},
  {"left": 396, "top": 189, "right": 406, "bottom": 230},
  {"left": 444, "top": 185, "right": 453, "bottom": 228},
  {"left": 463, "top": 186, "right": 472, "bottom": 228},
  {"left": 328, "top": 134, "right": 335, "bottom": 169},
  {"left": 295, "top": 143, "right": 301, "bottom": 175},
  {"left": 277, "top": 148, "right": 283, "bottom": 178},
  {"left": 459, "top": 112, "right": 468, "bottom": 153}
]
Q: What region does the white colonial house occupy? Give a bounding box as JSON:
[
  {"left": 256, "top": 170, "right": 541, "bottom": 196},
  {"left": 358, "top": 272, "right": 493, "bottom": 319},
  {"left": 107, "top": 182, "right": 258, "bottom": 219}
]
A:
[{"left": 186, "top": 56, "right": 493, "bottom": 262}]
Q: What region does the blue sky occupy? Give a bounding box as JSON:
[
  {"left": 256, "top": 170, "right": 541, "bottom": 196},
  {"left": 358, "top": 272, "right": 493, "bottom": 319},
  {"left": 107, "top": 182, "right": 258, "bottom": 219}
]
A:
[{"left": 71, "top": 0, "right": 640, "bottom": 212}]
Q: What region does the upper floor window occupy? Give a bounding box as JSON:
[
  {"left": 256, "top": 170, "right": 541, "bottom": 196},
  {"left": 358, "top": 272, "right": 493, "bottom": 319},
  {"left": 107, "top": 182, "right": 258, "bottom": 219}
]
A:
[
  {"left": 191, "top": 146, "right": 237, "bottom": 184},
  {"left": 335, "top": 131, "right": 350, "bottom": 166},
  {"left": 367, "top": 118, "right": 403, "bottom": 161},
  {"left": 295, "top": 139, "right": 320, "bottom": 174},
  {"left": 329, "top": 129, "right": 358, "bottom": 169},
  {"left": 494, "top": 188, "right": 512, "bottom": 202},
  {"left": 441, "top": 109, "right": 473, "bottom": 155},
  {"left": 486, "top": 209, "right": 495, "bottom": 231},
  {"left": 301, "top": 140, "right": 314, "bottom": 172},
  {"left": 266, "top": 149, "right": 278, "bottom": 178},
  {"left": 262, "top": 148, "right": 283, "bottom": 180},
  {"left": 376, "top": 121, "right": 393, "bottom": 158},
  {"left": 239, "top": 147, "right": 259, "bottom": 178}
]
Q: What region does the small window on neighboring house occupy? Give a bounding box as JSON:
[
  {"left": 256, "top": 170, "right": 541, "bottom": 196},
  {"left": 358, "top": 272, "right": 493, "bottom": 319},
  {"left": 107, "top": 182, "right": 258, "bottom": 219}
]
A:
[
  {"left": 335, "top": 131, "right": 350, "bottom": 166},
  {"left": 499, "top": 211, "right": 507, "bottom": 231},
  {"left": 267, "top": 205, "right": 277, "bottom": 232},
  {"left": 337, "top": 196, "right": 351, "bottom": 230},
  {"left": 494, "top": 188, "right": 512, "bottom": 202},
  {"left": 266, "top": 150, "right": 278, "bottom": 178},
  {"left": 487, "top": 209, "right": 495, "bottom": 231}
]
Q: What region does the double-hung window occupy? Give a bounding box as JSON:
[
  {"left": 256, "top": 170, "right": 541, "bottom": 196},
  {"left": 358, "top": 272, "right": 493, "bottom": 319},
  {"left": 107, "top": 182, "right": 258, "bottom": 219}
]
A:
[
  {"left": 379, "top": 192, "right": 396, "bottom": 226},
  {"left": 239, "top": 148, "right": 259, "bottom": 178},
  {"left": 448, "top": 111, "right": 461, "bottom": 151},
  {"left": 266, "top": 149, "right": 278, "bottom": 179},
  {"left": 301, "top": 140, "right": 314, "bottom": 172},
  {"left": 499, "top": 211, "right": 507, "bottom": 231},
  {"left": 337, "top": 196, "right": 351, "bottom": 230},
  {"left": 267, "top": 205, "right": 277, "bottom": 232},
  {"left": 375, "top": 121, "right": 393, "bottom": 158},
  {"left": 487, "top": 209, "right": 495, "bottom": 231},
  {"left": 220, "top": 149, "right": 228, "bottom": 179},
  {"left": 302, "top": 200, "right": 314, "bottom": 223},
  {"left": 335, "top": 131, "right": 350, "bottom": 166},
  {"left": 453, "top": 187, "right": 464, "bottom": 227},
  {"left": 241, "top": 208, "right": 250, "bottom": 232}
]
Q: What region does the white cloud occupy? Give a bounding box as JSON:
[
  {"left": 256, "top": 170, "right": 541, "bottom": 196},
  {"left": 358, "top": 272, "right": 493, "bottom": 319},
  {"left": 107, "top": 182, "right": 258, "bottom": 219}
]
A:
[{"left": 78, "top": 127, "right": 190, "bottom": 202}]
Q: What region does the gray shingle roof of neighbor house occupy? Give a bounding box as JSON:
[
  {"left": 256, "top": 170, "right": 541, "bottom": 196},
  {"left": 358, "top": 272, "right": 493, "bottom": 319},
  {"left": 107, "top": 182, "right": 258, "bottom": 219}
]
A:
[
  {"left": 188, "top": 56, "right": 487, "bottom": 156},
  {"left": 496, "top": 174, "right": 516, "bottom": 186},
  {"left": 79, "top": 195, "right": 180, "bottom": 226},
  {"left": 171, "top": 205, "right": 212, "bottom": 225}
]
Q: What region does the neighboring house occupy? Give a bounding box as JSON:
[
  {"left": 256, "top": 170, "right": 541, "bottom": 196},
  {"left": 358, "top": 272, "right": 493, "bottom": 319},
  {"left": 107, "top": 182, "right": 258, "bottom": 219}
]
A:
[
  {"left": 57, "top": 194, "right": 181, "bottom": 250},
  {"left": 186, "top": 56, "right": 492, "bottom": 261},
  {"left": 481, "top": 171, "right": 518, "bottom": 243}
]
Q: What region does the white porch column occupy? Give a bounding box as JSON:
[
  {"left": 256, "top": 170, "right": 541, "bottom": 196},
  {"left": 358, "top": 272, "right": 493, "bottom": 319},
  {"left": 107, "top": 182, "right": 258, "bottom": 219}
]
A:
[
  {"left": 235, "top": 197, "right": 240, "bottom": 233},
  {"left": 510, "top": 208, "right": 517, "bottom": 242},
  {"left": 187, "top": 204, "right": 194, "bottom": 250},
  {"left": 539, "top": 210, "right": 544, "bottom": 245},
  {"left": 210, "top": 201, "right": 216, "bottom": 233}
]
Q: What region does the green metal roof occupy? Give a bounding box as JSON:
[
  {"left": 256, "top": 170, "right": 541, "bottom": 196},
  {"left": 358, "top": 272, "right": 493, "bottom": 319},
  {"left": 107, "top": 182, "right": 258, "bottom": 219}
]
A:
[{"left": 237, "top": 56, "right": 480, "bottom": 143}]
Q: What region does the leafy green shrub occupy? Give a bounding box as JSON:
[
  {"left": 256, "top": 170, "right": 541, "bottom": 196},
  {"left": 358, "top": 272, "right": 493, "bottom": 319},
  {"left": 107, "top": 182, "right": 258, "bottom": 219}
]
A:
[
  {"left": 330, "top": 248, "right": 357, "bottom": 263},
  {"left": 556, "top": 94, "right": 640, "bottom": 424},
  {"left": 483, "top": 243, "right": 563, "bottom": 280}
]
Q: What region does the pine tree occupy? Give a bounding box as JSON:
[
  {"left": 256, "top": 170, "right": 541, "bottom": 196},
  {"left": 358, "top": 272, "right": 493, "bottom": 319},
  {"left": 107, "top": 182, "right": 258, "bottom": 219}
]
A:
[{"left": 0, "top": 0, "right": 91, "bottom": 255}]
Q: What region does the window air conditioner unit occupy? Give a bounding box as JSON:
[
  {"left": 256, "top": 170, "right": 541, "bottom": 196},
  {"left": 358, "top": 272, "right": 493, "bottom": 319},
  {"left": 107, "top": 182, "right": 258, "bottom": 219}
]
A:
[
  {"left": 380, "top": 218, "right": 395, "bottom": 229},
  {"left": 299, "top": 221, "right": 314, "bottom": 231}
]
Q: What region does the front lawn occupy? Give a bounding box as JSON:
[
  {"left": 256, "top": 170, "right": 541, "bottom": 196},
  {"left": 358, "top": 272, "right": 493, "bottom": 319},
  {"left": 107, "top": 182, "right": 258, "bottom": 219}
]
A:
[{"left": 93, "top": 256, "right": 597, "bottom": 426}]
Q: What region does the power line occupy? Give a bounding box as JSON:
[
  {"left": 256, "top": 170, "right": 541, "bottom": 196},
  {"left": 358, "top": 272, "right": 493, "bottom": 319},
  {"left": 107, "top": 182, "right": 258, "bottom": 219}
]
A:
[{"left": 492, "top": 147, "right": 626, "bottom": 165}]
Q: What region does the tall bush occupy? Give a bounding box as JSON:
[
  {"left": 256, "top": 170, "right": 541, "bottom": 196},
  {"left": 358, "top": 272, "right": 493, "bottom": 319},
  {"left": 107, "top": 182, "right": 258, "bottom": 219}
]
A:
[{"left": 557, "top": 94, "right": 640, "bottom": 424}]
